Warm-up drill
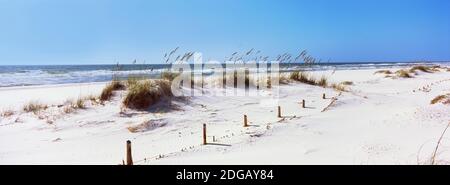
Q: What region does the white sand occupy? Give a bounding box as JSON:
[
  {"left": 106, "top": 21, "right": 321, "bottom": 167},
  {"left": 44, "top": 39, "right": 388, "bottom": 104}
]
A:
[{"left": 1, "top": 67, "right": 450, "bottom": 164}]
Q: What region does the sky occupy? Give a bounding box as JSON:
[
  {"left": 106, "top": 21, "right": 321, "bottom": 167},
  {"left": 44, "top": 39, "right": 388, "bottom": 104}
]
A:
[{"left": 0, "top": 0, "right": 449, "bottom": 65}]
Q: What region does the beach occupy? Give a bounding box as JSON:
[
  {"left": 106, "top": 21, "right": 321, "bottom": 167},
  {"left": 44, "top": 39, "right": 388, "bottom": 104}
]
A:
[{"left": 1, "top": 65, "right": 450, "bottom": 165}]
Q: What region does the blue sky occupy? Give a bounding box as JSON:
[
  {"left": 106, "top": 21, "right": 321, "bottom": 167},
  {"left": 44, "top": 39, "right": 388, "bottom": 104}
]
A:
[{"left": 0, "top": 0, "right": 449, "bottom": 65}]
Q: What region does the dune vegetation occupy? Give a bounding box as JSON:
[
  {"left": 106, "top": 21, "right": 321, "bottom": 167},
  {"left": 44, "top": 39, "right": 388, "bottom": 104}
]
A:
[
  {"left": 122, "top": 79, "right": 173, "bottom": 110},
  {"left": 100, "top": 80, "right": 126, "bottom": 101}
]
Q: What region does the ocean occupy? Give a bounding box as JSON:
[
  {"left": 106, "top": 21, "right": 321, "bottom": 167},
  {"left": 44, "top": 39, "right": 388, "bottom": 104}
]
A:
[{"left": 0, "top": 62, "right": 448, "bottom": 87}]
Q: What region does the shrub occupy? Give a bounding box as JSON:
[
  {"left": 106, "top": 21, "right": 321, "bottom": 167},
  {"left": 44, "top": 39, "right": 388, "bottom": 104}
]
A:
[{"left": 122, "top": 80, "right": 173, "bottom": 110}]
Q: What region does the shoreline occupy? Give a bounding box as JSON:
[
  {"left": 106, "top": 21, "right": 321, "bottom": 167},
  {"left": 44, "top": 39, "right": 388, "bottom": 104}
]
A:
[{"left": 1, "top": 61, "right": 449, "bottom": 89}]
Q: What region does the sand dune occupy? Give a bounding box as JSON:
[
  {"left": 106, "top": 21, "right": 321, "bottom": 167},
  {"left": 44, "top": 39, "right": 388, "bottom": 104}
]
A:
[{"left": 1, "top": 67, "right": 449, "bottom": 164}]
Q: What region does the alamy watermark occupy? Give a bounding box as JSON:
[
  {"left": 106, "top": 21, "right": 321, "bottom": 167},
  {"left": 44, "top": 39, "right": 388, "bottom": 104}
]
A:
[{"left": 168, "top": 52, "right": 281, "bottom": 105}]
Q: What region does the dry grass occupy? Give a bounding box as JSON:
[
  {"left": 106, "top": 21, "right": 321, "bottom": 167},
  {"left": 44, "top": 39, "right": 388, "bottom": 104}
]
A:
[
  {"left": 341, "top": 81, "right": 354, "bottom": 85},
  {"left": 289, "top": 71, "right": 317, "bottom": 85},
  {"left": 100, "top": 80, "right": 125, "bottom": 101},
  {"left": 289, "top": 71, "right": 301, "bottom": 81},
  {"left": 86, "top": 95, "right": 97, "bottom": 102},
  {"left": 395, "top": 69, "right": 413, "bottom": 78},
  {"left": 409, "top": 65, "right": 432, "bottom": 73},
  {"left": 23, "top": 101, "right": 48, "bottom": 114},
  {"left": 75, "top": 98, "right": 85, "bottom": 109},
  {"left": 266, "top": 76, "right": 272, "bottom": 89},
  {"left": 123, "top": 79, "right": 173, "bottom": 110},
  {"left": 289, "top": 71, "right": 330, "bottom": 88},
  {"left": 374, "top": 70, "right": 392, "bottom": 75},
  {"left": 126, "top": 76, "right": 140, "bottom": 87},
  {"left": 331, "top": 83, "right": 347, "bottom": 92},
  {"left": 1, "top": 110, "right": 14, "bottom": 117},
  {"left": 63, "top": 105, "right": 75, "bottom": 114},
  {"left": 378, "top": 65, "right": 443, "bottom": 79},
  {"left": 430, "top": 94, "right": 450, "bottom": 105},
  {"left": 161, "top": 71, "right": 180, "bottom": 81},
  {"left": 278, "top": 74, "right": 290, "bottom": 85},
  {"left": 316, "top": 75, "right": 328, "bottom": 87},
  {"left": 431, "top": 122, "right": 450, "bottom": 165},
  {"left": 224, "top": 71, "right": 252, "bottom": 88}
]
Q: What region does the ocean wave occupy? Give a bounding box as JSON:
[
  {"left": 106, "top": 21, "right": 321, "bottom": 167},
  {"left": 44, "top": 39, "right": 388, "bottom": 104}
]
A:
[{"left": 0, "top": 62, "right": 448, "bottom": 87}]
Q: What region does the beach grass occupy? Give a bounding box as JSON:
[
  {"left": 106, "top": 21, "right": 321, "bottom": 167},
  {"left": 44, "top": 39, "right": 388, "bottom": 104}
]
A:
[
  {"left": 123, "top": 79, "right": 173, "bottom": 110},
  {"left": 1, "top": 109, "right": 14, "bottom": 117},
  {"left": 409, "top": 65, "right": 432, "bottom": 73},
  {"left": 341, "top": 81, "right": 354, "bottom": 85},
  {"left": 431, "top": 94, "right": 450, "bottom": 105},
  {"left": 161, "top": 71, "right": 180, "bottom": 81},
  {"left": 374, "top": 70, "right": 393, "bottom": 75},
  {"left": 126, "top": 75, "right": 140, "bottom": 87},
  {"left": 23, "top": 101, "right": 48, "bottom": 114},
  {"left": 100, "top": 80, "right": 125, "bottom": 101},
  {"left": 395, "top": 69, "right": 412, "bottom": 78},
  {"left": 331, "top": 83, "right": 347, "bottom": 92},
  {"left": 75, "top": 98, "right": 85, "bottom": 109},
  {"left": 63, "top": 105, "right": 75, "bottom": 114},
  {"left": 316, "top": 75, "right": 328, "bottom": 87},
  {"left": 289, "top": 71, "right": 317, "bottom": 85}
]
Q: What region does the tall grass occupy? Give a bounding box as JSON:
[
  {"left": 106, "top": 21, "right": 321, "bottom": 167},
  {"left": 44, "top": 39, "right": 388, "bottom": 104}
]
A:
[
  {"left": 23, "top": 101, "right": 48, "bottom": 114},
  {"left": 331, "top": 83, "right": 347, "bottom": 92},
  {"left": 161, "top": 71, "right": 180, "bottom": 81},
  {"left": 100, "top": 80, "right": 125, "bottom": 101},
  {"left": 316, "top": 75, "right": 328, "bottom": 87},
  {"left": 75, "top": 98, "right": 85, "bottom": 109},
  {"left": 289, "top": 71, "right": 317, "bottom": 85}
]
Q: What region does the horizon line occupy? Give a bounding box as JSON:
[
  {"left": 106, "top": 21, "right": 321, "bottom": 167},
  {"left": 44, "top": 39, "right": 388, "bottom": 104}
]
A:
[{"left": 1, "top": 60, "right": 450, "bottom": 66}]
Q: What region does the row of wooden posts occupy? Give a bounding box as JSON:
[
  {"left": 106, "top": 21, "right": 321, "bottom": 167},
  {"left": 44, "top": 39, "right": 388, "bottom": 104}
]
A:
[
  {"left": 124, "top": 93, "right": 327, "bottom": 165},
  {"left": 203, "top": 93, "right": 327, "bottom": 145}
]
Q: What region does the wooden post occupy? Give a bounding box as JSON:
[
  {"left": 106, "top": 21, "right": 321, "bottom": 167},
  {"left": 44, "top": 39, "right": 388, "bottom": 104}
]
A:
[
  {"left": 302, "top": 99, "right": 305, "bottom": 108},
  {"left": 277, "top": 106, "right": 282, "bottom": 118},
  {"left": 322, "top": 93, "right": 326, "bottom": 99},
  {"left": 126, "top": 140, "right": 133, "bottom": 165},
  {"left": 203, "top": 124, "right": 207, "bottom": 145},
  {"left": 244, "top": 115, "right": 248, "bottom": 127}
]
